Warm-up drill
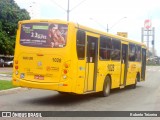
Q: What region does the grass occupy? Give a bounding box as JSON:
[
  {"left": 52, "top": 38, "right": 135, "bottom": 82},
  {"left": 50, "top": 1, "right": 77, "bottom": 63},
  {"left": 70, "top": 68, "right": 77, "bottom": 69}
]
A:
[
  {"left": 0, "top": 72, "right": 12, "bottom": 74},
  {"left": 147, "top": 64, "right": 160, "bottom": 66},
  {"left": 0, "top": 80, "right": 16, "bottom": 90}
]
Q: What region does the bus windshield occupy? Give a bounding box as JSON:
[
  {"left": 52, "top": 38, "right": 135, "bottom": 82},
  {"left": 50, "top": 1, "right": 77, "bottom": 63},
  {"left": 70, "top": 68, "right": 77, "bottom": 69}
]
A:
[{"left": 20, "top": 23, "right": 68, "bottom": 48}]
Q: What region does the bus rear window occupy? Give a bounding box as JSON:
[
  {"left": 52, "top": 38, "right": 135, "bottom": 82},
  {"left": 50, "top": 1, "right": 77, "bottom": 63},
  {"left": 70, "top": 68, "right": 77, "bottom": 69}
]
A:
[{"left": 20, "top": 23, "right": 68, "bottom": 48}]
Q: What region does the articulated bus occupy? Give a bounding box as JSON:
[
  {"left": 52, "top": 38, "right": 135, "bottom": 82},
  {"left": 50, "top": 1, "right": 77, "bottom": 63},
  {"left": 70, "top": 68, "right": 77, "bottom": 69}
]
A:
[{"left": 13, "top": 19, "right": 146, "bottom": 97}]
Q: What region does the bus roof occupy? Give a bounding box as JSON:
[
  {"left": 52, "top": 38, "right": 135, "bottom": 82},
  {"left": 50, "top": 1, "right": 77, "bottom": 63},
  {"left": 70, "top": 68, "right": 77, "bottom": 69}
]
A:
[
  {"left": 19, "top": 19, "right": 146, "bottom": 48},
  {"left": 74, "top": 23, "right": 146, "bottom": 48}
]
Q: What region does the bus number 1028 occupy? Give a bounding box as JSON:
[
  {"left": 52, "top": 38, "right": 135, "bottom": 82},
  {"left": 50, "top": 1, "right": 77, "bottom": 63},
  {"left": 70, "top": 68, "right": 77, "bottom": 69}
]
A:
[
  {"left": 53, "top": 58, "right": 61, "bottom": 63},
  {"left": 107, "top": 64, "right": 114, "bottom": 71}
]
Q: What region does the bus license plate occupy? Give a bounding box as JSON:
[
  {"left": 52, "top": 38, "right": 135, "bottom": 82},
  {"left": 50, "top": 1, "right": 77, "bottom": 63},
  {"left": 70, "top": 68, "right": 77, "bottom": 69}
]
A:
[{"left": 34, "top": 75, "right": 44, "bottom": 80}]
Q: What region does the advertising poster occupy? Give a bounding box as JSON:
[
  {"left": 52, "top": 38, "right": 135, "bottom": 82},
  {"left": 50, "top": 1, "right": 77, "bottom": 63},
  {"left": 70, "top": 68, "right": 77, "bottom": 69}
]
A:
[{"left": 20, "top": 23, "right": 68, "bottom": 48}]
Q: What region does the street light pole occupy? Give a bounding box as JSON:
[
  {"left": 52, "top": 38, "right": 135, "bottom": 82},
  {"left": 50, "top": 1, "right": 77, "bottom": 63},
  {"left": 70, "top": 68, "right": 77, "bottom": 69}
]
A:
[
  {"left": 90, "top": 17, "right": 126, "bottom": 33},
  {"left": 90, "top": 18, "right": 108, "bottom": 32},
  {"left": 67, "top": 0, "right": 70, "bottom": 21},
  {"left": 107, "top": 24, "right": 109, "bottom": 32},
  {"left": 51, "top": 0, "right": 87, "bottom": 21},
  {"left": 109, "top": 17, "right": 127, "bottom": 31}
]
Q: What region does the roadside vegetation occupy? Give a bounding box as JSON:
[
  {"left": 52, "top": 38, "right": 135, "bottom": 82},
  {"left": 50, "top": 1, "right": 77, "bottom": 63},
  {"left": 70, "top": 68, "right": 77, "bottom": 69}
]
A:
[
  {"left": 147, "top": 64, "right": 160, "bottom": 66},
  {"left": 0, "top": 0, "right": 30, "bottom": 55},
  {"left": 0, "top": 80, "right": 16, "bottom": 90},
  {"left": 147, "top": 61, "right": 160, "bottom": 66}
]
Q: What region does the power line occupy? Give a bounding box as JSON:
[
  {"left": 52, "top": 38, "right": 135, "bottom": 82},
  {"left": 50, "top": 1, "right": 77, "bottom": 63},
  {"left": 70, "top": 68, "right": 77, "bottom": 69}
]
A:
[
  {"left": 50, "top": 0, "right": 87, "bottom": 21},
  {"left": 49, "top": 0, "right": 66, "bottom": 12},
  {"left": 70, "top": 0, "right": 87, "bottom": 11}
]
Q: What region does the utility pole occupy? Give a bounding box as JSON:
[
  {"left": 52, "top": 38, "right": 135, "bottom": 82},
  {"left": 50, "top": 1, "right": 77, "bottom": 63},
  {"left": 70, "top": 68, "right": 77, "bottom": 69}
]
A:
[
  {"left": 107, "top": 24, "right": 109, "bottom": 32},
  {"left": 152, "top": 27, "right": 155, "bottom": 57},
  {"left": 67, "top": 0, "right": 70, "bottom": 21},
  {"left": 147, "top": 26, "right": 149, "bottom": 53},
  {"left": 51, "top": 0, "right": 87, "bottom": 21},
  {"left": 141, "top": 27, "right": 144, "bottom": 43},
  {"left": 90, "top": 17, "right": 127, "bottom": 32}
]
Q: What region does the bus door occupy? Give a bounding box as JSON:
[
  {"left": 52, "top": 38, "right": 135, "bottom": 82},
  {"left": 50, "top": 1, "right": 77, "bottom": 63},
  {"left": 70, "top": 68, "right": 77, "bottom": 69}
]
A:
[
  {"left": 141, "top": 48, "right": 146, "bottom": 81},
  {"left": 120, "top": 43, "right": 128, "bottom": 87},
  {"left": 85, "top": 34, "right": 98, "bottom": 92}
]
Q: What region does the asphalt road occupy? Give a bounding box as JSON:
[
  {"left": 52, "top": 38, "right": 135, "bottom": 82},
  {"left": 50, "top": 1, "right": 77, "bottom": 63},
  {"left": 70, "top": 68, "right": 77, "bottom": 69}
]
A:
[{"left": 0, "top": 66, "right": 160, "bottom": 120}]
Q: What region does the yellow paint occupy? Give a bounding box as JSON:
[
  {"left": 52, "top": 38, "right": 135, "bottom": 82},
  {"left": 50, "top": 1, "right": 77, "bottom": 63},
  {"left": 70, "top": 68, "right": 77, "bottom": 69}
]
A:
[
  {"left": 120, "top": 64, "right": 125, "bottom": 85},
  {"left": 86, "top": 63, "right": 94, "bottom": 91},
  {"left": 13, "top": 19, "right": 147, "bottom": 95}
]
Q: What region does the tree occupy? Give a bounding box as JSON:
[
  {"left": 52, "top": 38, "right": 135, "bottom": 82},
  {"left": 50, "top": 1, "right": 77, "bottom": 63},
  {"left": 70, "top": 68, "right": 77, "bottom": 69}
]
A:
[{"left": 0, "top": 0, "right": 30, "bottom": 55}]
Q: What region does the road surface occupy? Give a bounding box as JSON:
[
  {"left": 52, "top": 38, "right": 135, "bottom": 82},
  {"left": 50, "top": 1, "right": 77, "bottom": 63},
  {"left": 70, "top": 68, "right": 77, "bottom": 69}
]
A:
[{"left": 0, "top": 66, "right": 160, "bottom": 120}]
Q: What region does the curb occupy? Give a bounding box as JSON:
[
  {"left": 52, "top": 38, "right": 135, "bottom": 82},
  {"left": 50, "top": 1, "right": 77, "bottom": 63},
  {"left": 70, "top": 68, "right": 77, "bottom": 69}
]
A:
[
  {"left": 0, "top": 74, "right": 12, "bottom": 77},
  {"left": 0, "top": 87, "right": 29, "bottom": 96}
]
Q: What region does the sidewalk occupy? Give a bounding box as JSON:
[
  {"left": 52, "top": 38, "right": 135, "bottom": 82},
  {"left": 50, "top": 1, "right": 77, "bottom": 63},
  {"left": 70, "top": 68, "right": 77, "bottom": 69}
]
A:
[
  {"left": 0, "top": 67, "right": 13, "bottom": 73},
  {"left": 0, "top": 71, "right": 28, "bottom": 95},
  {"left": 0, "top": 67, "right": 12, "bottom": 81},
  {"left": 0, "top": 68, "right": 28, "bottom": 95},
  {"left": 0, "top": 73, "right": 12, "bottom": 81}
]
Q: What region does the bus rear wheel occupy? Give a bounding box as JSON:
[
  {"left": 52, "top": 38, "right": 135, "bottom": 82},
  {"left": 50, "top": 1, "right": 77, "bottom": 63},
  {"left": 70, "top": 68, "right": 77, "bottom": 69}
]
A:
[
  {"left": 131, "top": 74, "right": 139, "bottom": 89},
  {"left": 100, "top": 76, "right": 111, "bottom": 97},
  {"left": 58, "top": 91, "right": 68, "bottom": 95}
]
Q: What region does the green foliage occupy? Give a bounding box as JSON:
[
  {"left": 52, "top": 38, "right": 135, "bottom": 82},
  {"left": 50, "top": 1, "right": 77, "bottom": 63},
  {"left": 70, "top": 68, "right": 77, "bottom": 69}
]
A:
[
  {"left": 0, "top": 0, "right": 30, "bottom": 55},
  {"left": 0, "top": 80, "right": 16, "bottom": 90}
]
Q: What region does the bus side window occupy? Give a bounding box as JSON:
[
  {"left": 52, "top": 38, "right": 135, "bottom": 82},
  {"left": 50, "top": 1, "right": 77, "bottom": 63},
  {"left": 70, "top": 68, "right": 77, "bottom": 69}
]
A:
[
  {"left": 76, "top": 30, "right": 86, "bottom": 60},
  {"left": 99, "top": 36, "right": 112, "bottom": 60},
  {"left": 111, "top": 39, "right": 121, "bottom": 60},
  {"left": 129, "top": 44, "right": 136, "bottom": 61},
  {"left": 135, "top": 45, "right": 141, "bottom": 62}
]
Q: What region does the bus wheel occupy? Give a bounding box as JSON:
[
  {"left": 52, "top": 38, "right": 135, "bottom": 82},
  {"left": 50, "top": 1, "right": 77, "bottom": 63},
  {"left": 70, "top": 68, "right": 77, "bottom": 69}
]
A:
[
  {"left": 100, "top": 76, "right": 111, "bottom": 97},
  {"left": 58, "top": 91, "right": 68, "bottom": 95},
  {"left": 131, "top": 74, "right": 138, "bottom": 89}
]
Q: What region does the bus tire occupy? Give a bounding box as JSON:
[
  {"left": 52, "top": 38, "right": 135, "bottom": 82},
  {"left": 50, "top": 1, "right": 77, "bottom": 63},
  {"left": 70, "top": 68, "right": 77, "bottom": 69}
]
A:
[
  {"left": 100, "top": 76, "right": 111, "bottom": 97},
  {"left": 131, "top": 74, "right": 139, "bottom": 89},
  {"left": 58, "top": 91, "right": 68, "bottom": 95}
]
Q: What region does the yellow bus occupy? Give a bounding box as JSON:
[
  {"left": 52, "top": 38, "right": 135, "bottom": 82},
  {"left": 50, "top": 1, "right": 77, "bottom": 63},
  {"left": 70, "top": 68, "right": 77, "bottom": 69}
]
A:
[{"left": 13, "top": 19, "right": 146, "bottom": 97}]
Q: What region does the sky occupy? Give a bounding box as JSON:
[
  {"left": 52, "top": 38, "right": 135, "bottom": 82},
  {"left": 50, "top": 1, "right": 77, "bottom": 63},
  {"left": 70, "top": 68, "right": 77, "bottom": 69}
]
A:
[{"left": 14, "top": 0, "right": 160, "bottom": 56}]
